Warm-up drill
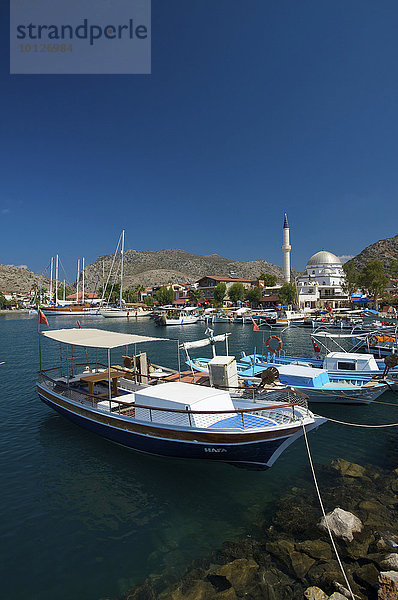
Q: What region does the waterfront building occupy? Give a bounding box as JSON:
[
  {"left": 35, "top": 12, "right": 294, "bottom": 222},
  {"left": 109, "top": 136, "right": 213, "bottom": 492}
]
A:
[
  {"left": 297, "top": 250, "right": 349, "bottom": 309},
  {"left": 196, "top": 276, "right": 255, "bottom": 301}
]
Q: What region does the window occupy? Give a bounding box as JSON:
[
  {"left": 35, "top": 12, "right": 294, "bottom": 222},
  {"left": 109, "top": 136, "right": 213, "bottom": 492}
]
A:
[{"left": 337, "top": 361, "right": 356, "bottom": 370}]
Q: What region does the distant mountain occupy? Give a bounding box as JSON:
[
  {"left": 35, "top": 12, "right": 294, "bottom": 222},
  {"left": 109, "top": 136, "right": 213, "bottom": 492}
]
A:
[
  {"left": 0, "top": 264, "right": 49, "bottom": 294},
  {"left": 84, "top": 248, "right": 288, "bottom": 290},
  {"left": 346, "top": 234, "right": 398, "bottom": 275}
]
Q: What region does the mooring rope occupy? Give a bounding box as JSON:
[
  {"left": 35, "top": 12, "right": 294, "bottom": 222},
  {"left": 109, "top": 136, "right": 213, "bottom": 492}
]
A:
[
  {"left": 302, "top": 423, "right": 356, "bottom": 600},
  {"left": 325, "top": 417, "right": 398, "bottom": 428}
]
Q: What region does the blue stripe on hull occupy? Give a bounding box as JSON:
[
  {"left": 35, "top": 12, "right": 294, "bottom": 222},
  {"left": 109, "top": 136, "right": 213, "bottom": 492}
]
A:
[{"left": 39, "top": 394, "right": 288, "bottom": 469}]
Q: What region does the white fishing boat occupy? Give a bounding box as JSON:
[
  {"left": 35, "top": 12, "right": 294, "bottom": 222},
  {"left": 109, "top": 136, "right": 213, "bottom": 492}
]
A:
[{"left": 36, "top": 328, "right": 325, "bottom": 470}]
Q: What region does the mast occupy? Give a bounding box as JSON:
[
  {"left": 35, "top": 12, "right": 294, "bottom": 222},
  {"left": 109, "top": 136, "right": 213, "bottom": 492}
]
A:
[
  {"left": 76, "top": 259, "right": 80, "bottom": 304},
  {"left": 55, "top": 254, "right": 59, "bottom": 305},
  {"left": 82, "top": 257, "right": 85, "bottom": 304},
  {"left": 49, "top": 257, "right": 53, "bottom": 304},
  {"left": 63, "top": 279, "right": 66, "bottom": 301},
  {"left": 120, "top": 229, "right": 125, "bottom": 307}
]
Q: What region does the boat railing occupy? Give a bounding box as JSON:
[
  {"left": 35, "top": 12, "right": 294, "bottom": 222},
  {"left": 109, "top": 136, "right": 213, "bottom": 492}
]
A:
[{"left": 38, "top": 370, "right": 307, "bottom": 429}]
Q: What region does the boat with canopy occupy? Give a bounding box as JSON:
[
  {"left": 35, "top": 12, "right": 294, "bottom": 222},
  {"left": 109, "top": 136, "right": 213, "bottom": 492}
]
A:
[{"left": 37, "top": 328, "right": 325, "bottom": 470}]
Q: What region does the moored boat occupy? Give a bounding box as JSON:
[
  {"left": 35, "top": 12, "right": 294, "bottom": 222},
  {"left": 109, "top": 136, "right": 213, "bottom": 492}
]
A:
[{"left": 37, "top": 328, "right": 325, "bottom": 470}]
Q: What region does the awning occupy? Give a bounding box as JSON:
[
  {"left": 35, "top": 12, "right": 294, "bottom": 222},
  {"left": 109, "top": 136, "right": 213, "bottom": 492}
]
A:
[{"left": 42, "top": 328, "right": 169, "bottom": 349}]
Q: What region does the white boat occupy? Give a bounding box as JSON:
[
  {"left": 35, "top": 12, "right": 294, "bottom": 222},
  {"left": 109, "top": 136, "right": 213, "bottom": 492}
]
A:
[
  {"left": 99, "top": 307, "right": 151, "bottom": 318},
  {"left": 36, "top": 328, "right": 326, "bottom": 470},
  {"left": 155, "top": 307, "right": 200, "bottom": 325}
]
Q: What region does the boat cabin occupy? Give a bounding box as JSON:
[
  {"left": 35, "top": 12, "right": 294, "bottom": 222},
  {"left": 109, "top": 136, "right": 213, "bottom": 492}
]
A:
[{"left": 323, "top": 352, "right": 379, "bottom": 372}]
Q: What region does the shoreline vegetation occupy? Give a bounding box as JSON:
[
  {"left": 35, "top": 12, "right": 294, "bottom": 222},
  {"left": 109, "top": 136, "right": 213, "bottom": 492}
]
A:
[{"left": 113, "top": 459, "right": 398, "bottom": 600}]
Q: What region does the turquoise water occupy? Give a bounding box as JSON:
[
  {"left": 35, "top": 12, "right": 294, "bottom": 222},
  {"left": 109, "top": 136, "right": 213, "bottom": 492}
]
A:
[{"left": 0, "top": 314, "right": 397, "bottom": 600}]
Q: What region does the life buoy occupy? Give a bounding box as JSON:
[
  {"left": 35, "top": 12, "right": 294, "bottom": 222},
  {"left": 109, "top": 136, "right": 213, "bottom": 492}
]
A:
[
  {"left": 266, "top": 335, "right": 283, "bottom": 353},
  {"left": 321, "top": 318, "right": 327, "bottom": 322}
]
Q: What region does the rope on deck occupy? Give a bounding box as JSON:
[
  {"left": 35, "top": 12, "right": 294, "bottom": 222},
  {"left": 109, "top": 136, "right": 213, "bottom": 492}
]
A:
[{"left": 301, "top": 423, "right": 356, "bottom": 600}]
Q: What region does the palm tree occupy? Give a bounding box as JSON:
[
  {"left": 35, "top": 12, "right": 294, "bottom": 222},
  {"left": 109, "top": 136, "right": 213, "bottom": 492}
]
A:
[
  {"left": 134, "top": 284, "right": 146, "bottom": 302},
  {"left": 189, "top": 288, "right": 204, "bottom": 306}
]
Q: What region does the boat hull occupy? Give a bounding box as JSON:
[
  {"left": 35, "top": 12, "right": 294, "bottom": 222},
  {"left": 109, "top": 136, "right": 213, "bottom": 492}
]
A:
[{"left": 37, "top": 385, "right": 324, "bottom": 470}]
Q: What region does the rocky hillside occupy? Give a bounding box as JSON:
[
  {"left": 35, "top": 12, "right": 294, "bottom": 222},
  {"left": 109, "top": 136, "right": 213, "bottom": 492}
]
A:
[
  {"left": 0, "top": 264, "right": 50, "bottom": 294},
  {"left": 84, "top": 248, "right": 288, "bottom": 290},
  {"left": 347, "top": 234, "right": 398, "bottom": 274}
]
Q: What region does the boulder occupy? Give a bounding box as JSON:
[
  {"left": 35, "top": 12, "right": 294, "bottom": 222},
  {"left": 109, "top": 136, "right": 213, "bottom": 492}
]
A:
[
  {"left": 318, "top": 508, "right": 363, "bottom": 543},
  {"left": 215, "top": 558, "right": 259, "bottom": 594},
  {"left": 288, "top": 550, "right": 315, "bottom": 579},
  {"left": 328, "top": 594, "right": 348, "bottom": 600},
  {"left": 296, "top": 540, "right": 332, "bottom": 561},
  {"left": 330, "top": 459, "right": 366, "bottom": 479},
  {"left": 378, "top": 571, "right": 398, "bottom": 600},
  {"left": 354, "top": 563, "right": 379, "bottom": 589},
  {"left": 380, "top": 553, "right": 398, "bottom": 571},
  {"left": 303, "top": 586, "right": 328, "bottom": 600}
]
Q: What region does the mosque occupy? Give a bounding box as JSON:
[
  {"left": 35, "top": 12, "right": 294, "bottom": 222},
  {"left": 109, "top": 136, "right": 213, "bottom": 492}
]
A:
[{"left": 282, "top": 212, "right": 349, "bottom": 309}]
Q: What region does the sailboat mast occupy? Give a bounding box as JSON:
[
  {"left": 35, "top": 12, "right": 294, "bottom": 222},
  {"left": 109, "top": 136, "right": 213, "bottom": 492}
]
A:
[
  {"left": 76, "top": 259, "right": 80, "bottom": 304},
  {"left": 82, "top": 257, "right": 85, "bottom": 304},
  {"left": 120, "top": 230, "right": 125, "bottom": 307},
  {"left": 55, "top": 254, "right": 59, "bottom": 305},
  {"left": 49, "top": 257, "right": 53, "bottom": 303}
]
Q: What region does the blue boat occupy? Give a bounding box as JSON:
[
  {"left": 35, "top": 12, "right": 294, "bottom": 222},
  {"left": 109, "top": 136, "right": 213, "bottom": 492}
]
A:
[{"left": 37, "top": 328, "right": 325, "bottom": 471}]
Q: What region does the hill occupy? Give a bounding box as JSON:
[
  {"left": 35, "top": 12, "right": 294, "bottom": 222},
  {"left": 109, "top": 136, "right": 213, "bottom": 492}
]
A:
[
  {"left": 0, "top": 264, "right": 50, "bottom": 294},
  {"left": 84, "top": 248, "right": 288, "bottom": 290},
  {"left": 346, "top": 234, "right": 398, "bottom": 275}
]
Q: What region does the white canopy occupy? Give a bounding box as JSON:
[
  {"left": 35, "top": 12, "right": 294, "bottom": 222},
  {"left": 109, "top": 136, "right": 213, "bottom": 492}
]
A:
[
  {"left": 41, "top": 328, "right": 169, "bottom": 349},
  {"left": 181, "top": 334, "right": 229, "bottom": 350},
  {"left": 313, "top": 331, "right": 366, "bottom": 339}
]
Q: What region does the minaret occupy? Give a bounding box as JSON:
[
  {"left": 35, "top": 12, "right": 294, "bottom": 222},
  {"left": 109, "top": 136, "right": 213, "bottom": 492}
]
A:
[{"left": 282, "top": 210, "right": 291, "bottom": 282}]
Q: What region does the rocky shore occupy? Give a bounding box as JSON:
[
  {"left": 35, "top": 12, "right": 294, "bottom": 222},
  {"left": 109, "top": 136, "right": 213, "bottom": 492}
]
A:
[{"left": 115, "top": 459, "right": 398, "bottom": 600}]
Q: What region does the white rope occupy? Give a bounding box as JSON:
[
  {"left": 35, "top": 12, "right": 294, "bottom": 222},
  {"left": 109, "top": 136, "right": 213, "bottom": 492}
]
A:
[
  {"left": 301, "top": 423, "right": 356, "bottom": 600},
  {"left": 326, "top": 417, "right": 398, "bottom": 428}
]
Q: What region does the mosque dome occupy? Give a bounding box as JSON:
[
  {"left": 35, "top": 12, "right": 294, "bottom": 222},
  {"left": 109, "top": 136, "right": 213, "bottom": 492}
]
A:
[{"left": 306, "top": 250, "right": 342, "bottom": 268}]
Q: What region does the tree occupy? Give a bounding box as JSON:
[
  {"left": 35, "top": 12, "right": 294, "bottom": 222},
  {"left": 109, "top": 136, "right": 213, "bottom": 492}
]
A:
[
  {"left": 134, "top": 284, "right": 146, "bottom": 302},
  {"left": 259, "top": 273, "right": 277, "bottom": 287},
  {"left": 228, "top": 282, "right": 245, "bottom": 304},
  {"left": 278, "top": 282, "right": 297, "bottom": 306},
  {"left": 99, "top": 283, "right": 121, "bottom": 303},
  {"left": 123, "top": 288, "right": 138, "bottom": 303},
  {"left": 390, "top": 260, "right": 398, "bottom": 279},
  {"left": 189, "top": 288, "right": 204, "bottom": 305},
  {"left": 343, "top": 262, "right": 359, "bottom": 297},
  {"left": 245, "top": 287, "right": 262, "bottom": 306},
  {"left": 359, "top": 260, "right": 389, "bottom": 308},
  {"left": 213, "top": 282, "right": 227, "bottom": 307},
  {"left": 143, "top": 295, "right": 154, "bottom": 307},
  {"left": 155, "top": 286, "right": 174, "bottom": 306}
]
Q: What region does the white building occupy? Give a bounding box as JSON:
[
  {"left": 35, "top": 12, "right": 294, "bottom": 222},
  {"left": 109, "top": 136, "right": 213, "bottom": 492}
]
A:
[{"left": 297, "top": 250, "right": 349, "bottom": 309}]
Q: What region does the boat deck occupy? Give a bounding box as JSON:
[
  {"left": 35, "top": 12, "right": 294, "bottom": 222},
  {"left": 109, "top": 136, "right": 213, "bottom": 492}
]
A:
[
  {"left": 163, "top": 370, "right": 211, "bottom": 386},
  {"left": 208, "top": 414, "right": 275, "bottom": 429}
]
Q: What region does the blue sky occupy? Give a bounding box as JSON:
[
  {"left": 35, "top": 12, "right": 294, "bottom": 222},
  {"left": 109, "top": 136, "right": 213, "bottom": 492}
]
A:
[{"left": 1, "top": 0, "right": 398, "bottom": 281}]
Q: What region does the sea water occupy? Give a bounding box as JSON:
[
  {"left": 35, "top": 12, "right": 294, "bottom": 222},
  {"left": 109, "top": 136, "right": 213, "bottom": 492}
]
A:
[{"left": 0, "top": 314, "right": 396, "bottom": 600}]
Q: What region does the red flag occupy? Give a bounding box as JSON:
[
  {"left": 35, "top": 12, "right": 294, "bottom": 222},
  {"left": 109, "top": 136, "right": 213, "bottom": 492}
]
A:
[
  {"left": 251, "top": 317, "right": 260, "bottom": 331},
  {"left": 38, "top": 309, "right": 49, "bottom": 326},
  {"left": 77, "top": 321, "right": 82, "bottom": 329},
  {"left": 311, "top": 337, "right": 321, "bottom": 353}
]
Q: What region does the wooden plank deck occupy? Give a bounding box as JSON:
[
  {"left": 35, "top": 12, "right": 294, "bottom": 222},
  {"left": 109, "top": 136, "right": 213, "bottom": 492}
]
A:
[{"left": 163, "top": 370, "right": 210, "bottom": 386}]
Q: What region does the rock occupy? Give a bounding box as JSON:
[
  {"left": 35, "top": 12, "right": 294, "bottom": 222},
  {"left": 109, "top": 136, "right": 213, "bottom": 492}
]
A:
[
  {"left": 266, "top": 540, "right": 295, "bottom": 570},
  {"left": 333, "top": 580, "right": 357, "bottom": 599},
  {"left": 318, "top": 508, "right": 363, "bottom": 543},
  {"left": 159, "top": 580, "right": 216, "bottom": 600},
  {"left": 296, "top": 540, "right": 333, "bottom": 561},
  {"left": 354, "top": 563, "right": 379, "bottom": 589},
  {"left": 358, "top": 499, "right": 382, "bottom": 511},
  {"left": 328, "top": 594, "right": 348, "bottom": 600},
  {"left": 378, "top": 571, "right": 398, "bottom": 600},
  {"left": 288, "top": 550, "right": 315, "bottom": 579},
  {"left": 304, "top": 586, "right": 328, "bottom": 600},
  {"left": 391, "top": 479, "right": 398, "bottom": 493},
  {"left": 380, "top": 553, "right": 398, "bottom": 571},
  {"left": 216, "top": 558, "right": 259, "bottom": 593},
  {"left": 343, "top": 532, "right": 374, "bottom": 560},
  {"left": 330, "top": 459, "right": 366, "bottom": 479}
]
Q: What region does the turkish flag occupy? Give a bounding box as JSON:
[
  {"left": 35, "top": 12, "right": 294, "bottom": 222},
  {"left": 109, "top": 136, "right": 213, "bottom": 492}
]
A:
[
  {"left": 38, "top": 309, "right": 49, "bottom": 326},
  {"left": 311, "top": 337, "right": 321, "bottom": 353},
  {"left": 251, "top": 317, "right": 260, "bottom": 331}
]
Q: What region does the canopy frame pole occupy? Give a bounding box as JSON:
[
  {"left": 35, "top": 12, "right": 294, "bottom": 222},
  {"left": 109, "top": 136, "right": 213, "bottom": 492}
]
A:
[
  {"left": 66, "top": 344, "right": 69, "bottom": 383},
  {"left": 177, "top": 340, "right": 181, "bottom": 381},
  {"left": 134, "top": 343, "right": 137, "bottom": 383},
  {"left": 184, "top": 346, "right": 196, "bottom": 384},
  {"left": 108, "top": 349, "right": 112, "bottom": 404}
]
